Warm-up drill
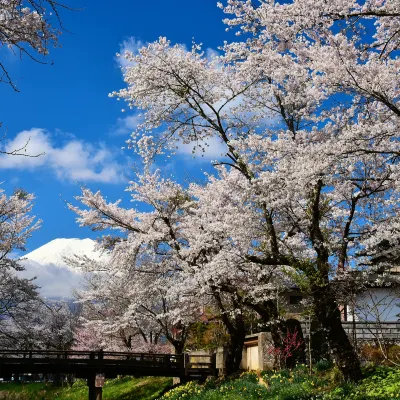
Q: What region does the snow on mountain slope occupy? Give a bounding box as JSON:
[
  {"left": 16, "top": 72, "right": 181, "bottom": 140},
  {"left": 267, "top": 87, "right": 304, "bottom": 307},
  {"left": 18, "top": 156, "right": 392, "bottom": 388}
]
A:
[
  {"left": 19, "top": 238, "right": 105, "bottom": 299},
  {"left": 25, "top": 238, "right": 103, "bottom": 268}
]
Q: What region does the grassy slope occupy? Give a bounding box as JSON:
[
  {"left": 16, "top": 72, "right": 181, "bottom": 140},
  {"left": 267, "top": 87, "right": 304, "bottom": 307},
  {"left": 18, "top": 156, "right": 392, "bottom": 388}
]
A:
[
  {"left": 159, "top": 366, "right": 400, "bottom": 400},
  {"left": 0, "top": 376, "right": 172, "bottom": 400},
  {"left": 3, "top": 367, "right": 400, "bottom": 399}
]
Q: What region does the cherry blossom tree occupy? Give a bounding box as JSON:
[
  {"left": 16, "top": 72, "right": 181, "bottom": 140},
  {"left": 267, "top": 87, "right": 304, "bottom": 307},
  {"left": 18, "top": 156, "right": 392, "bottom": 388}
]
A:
[
  {"left": 1, "top": 1, "right": 71, "bottom": 156},
  {"left": 183, "top": 168, "right": 304, "bottom": 371},
  {"left": 72, "top": 270, "right": 181, "bottom": 354},
  {"left": 0, "top": 0, "right": 70, "bottom": 91},
  {"left": 70, "top": 169, "right": 301, "bottom": 373},
  {"left": 110, "top": 0, "right": 400, "bottom": 381},
  {"left": 38, "top": 301, "right": 77, "bottom": 351},
  {"left": 0, "top": 187, "right": 41, "bottom": 349},
  {"left": 69, "top": 173, "right": 204, "bottom": 355},
  {"left": 1, "top": 300, "right": 78, "bottom": 352}
]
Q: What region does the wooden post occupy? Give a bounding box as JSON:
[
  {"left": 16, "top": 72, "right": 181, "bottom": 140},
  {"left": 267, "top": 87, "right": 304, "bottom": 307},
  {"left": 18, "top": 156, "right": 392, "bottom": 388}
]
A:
[
  {"left": 211, "top": 353, "right": 217, "bottom": 377},
  {"left": 96, "top": 350, "right": 104, "bottom": 400},
  {"left": 87, "top": 374, "right": 96, "bottom": 400},
  {"left": 87, "top": 352, "right": 104, "bottom": 400},
  {"left": 87, "top": 373, "right": 102, "bottom": 400},
  {"left": 95, "top": 387, "right": 102, "bottom": 400},
  {"left": 184, "top": 353, "right": 190, "bottom": 376},
  {"left": 164, "top": 354, "right": 171, "bottom": 369},
  {"left": 88, "top": 353, "right": 96, "bottom": 400}
]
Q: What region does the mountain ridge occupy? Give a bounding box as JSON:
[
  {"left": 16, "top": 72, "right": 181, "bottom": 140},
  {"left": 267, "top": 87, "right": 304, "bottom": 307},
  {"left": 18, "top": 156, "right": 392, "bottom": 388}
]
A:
[{"left": 25, "top": 237, "right": 103, "bottom": 268}]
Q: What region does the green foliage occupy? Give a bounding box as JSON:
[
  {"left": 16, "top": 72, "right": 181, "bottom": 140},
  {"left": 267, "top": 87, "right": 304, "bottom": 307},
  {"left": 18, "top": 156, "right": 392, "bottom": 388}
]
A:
[
  {"left": 6, "top": 367, "right": 400, "bottom": 400},
  {"left": 328, "top": 365, "right": 344, "bottom": 384},
  {"left": 324, "top": 367, "right": 400, "bottom": 400},
  {"left": 186, "top": 321, "right": 229, "bottom": 351},
  {"left": 159, "top": 375, "right": 270, "bottom": 400},
  {"left": 161, "top": 366, "right": 400, "bottom": 400},
  {"left": 160, "top": 366, "right": 328, "bottom": 400},
  {"left": 0, "top": 376, "right": 172, "bottom": 400},
  {"left": 314, "top": 360, "right": 333, "bottom": 372}
]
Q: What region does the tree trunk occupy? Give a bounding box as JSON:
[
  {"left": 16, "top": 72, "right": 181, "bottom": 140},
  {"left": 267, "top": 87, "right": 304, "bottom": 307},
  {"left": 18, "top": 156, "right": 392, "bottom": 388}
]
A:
[
  {"left": 211, "top": 290, "right": 246, "bottom": 375},
  {"left": 312, "top": 282, "right": 362, "bottom": 382},
  {"left": 309, "top": 319, "right": 331, "bottom": 363},
  {"left": 171, "top": 340, "right": 185, "bottom": 355},
  {"left": 224, "top": 317, "right": 246, "bottom": 375}
]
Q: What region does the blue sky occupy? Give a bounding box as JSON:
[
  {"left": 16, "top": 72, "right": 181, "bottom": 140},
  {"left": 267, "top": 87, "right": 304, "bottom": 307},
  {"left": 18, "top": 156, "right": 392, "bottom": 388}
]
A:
[{"left": 0, "top": 0, "right": 233, "bottom": 252}]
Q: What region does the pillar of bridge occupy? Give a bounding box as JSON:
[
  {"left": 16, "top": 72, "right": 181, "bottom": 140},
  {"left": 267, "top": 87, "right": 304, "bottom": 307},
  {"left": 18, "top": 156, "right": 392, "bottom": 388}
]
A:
[{"left": 87, "top": 373, "right": 102, "bottom": 400}]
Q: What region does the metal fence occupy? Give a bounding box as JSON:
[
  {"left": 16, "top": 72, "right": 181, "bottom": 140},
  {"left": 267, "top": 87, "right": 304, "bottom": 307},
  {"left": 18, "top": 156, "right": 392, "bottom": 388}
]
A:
[
  {"left": 300, "top": 321, "right": 400, "bottom": 343},
  {"left": 341, "top": 321, "right": 400, "bottom": 342}
]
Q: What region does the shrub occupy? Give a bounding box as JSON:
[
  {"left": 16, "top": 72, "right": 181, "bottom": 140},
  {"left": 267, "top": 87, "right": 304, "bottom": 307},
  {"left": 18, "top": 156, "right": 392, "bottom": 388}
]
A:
[
  {"left": 159, "top": 380, "right": 203, "bottom": 400},
  {"left": 387, "top": 345, "right": 400, "bottom": 365},
  {"left": 328, "top": 365, "right": 343, "bottom": 384},
  {"left": 323, "top": 367, "right": 400, "bottom": 399},
  {"left": 314, "top": 359, "right": 333, "bottom": 372},
  {"left": 160, "top": 365, "right": 400, "bottom": 400},
  {"left": 359, "top": 343, "right": 400, "bottom": 366},
  {"left": 360, "top": 344, "right": 386, "bottom": 365}
]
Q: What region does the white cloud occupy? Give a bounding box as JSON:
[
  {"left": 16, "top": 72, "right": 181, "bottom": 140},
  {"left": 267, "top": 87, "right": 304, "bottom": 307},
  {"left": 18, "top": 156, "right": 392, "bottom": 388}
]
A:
[
  {"left": 19, "top": 259, "right": 84, "bottom": 299},
  {"left": 205, "top": 47, "right": 220, "bottom": 61},
  {"left": 176, "top": 136, "right": 227, "bottom": 160},
  {"left": 116, "top": 37, "right": 188, "bottom": 69},
  {"left": 0, "top": 129, "right": 123, "bottom": 183},
  {"left": 111, "top": 113, "right": 143, "bottom": 135},
  {"left": 116, "top": 37, "right": 146, "bottom": 69}
]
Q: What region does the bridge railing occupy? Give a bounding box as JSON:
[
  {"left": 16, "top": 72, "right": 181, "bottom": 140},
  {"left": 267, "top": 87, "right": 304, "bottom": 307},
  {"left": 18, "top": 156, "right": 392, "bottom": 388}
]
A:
[
  {"left": 0, "top": 350, "right": 93, "bottom": 359},
  {"left": 184, "top": 354, "right": 216, "bottom": 377},
  {"left": 0, "top": 350, "right": 221, "bottom": 379},
  {"left": 0, "top": 350, "right": 183, "bottom": 367}
]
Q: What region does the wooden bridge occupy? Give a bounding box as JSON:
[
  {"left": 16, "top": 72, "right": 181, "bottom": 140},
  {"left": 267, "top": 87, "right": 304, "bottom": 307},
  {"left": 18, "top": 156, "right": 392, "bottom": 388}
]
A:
[{"left": 0, "top": 350, "right": 216, "bottom": 400}]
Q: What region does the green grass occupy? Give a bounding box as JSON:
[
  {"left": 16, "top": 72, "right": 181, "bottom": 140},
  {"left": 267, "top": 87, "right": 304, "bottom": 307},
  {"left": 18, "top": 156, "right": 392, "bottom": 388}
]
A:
[
  {"left": 4, "top": 367, "right": 400, "bottom": 399},
  {"left": 160, "top": 365, "right": 400, "bottom": 400},
  {"left": 0, "top": 376, "right": 172, "bottom": 400}
]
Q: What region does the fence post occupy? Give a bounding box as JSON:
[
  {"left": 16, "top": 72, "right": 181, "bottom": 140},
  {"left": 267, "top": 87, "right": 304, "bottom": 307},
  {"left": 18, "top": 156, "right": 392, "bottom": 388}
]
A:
[
  {"left": 87, "top": 373, "right": 96, "bottom": 400},
  {"left": 184, "top": 354, "right": 190, "bottom": 376},
  {"left": 87, "top": 373, "right": 103, "bottom": 400},
  {"left": 211, "top": 353, "right": 217, "bottom": 377}
]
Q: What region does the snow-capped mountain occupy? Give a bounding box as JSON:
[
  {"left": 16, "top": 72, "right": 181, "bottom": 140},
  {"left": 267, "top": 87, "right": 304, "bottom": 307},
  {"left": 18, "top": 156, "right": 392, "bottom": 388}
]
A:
[
  {"left": 18, "top": 238, "right": 105, "bottom": 299},
  {"left": 25, "top": 238, "right": 103, "bottom": 267}
]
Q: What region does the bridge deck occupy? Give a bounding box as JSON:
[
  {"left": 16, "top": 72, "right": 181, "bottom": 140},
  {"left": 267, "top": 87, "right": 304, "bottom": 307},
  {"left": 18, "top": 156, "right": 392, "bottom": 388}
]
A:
[
  {"left": 0, "top": 350, "right": 216, "bottom": 400},
  {"left": 0, "top": 350, "right": 215, "bottom": 380},
  {"left": 0, "top": 350, "right": 186, "bottom": 379}
]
